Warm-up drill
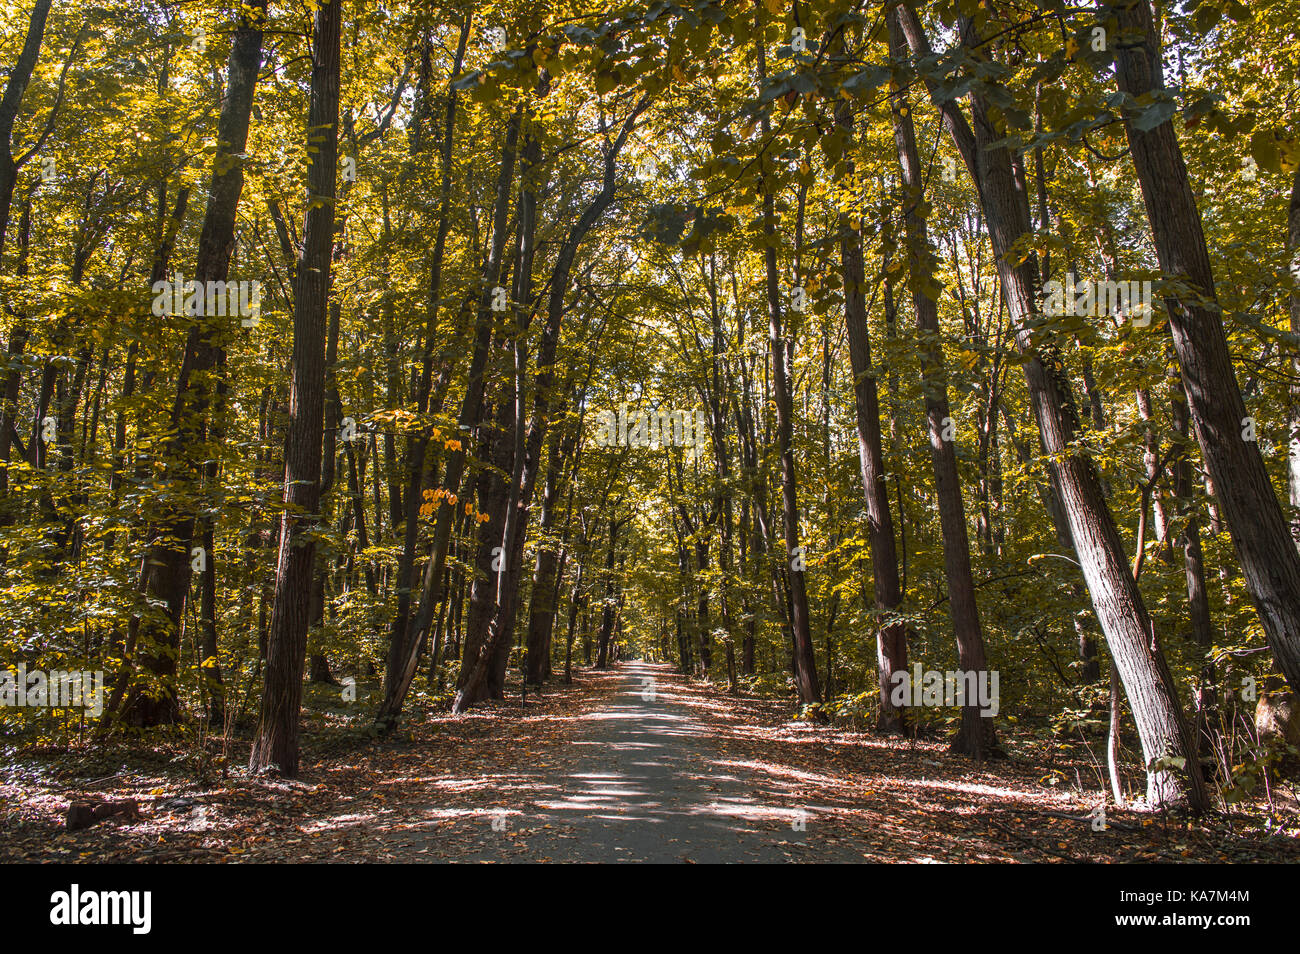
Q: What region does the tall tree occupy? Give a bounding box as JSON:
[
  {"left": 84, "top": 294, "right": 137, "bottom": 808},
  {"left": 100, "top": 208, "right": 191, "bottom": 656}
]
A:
[
  {"left": 0, "top": 0, "right": 53, "bottom": 262},
  {"left": 886, "top": 13, "right": 997, "bottom": 758},
  {"left": 833, "top": 41, "right": 907, "bottom": 734},
  {"left": 1109, "top": 0, "right": 1300, "bottom": 694},
  {"left": 108, "top": 0, "right": 269, "bottom": 728},
  {"left": 754, "top": 0, "right": 822, "bottom": 716},
  {"left": 894, "top": 3, "right": 1205, "bottom": 809},
  {"left": 249, "top": 0, "right": 341, "bottom": 776}
]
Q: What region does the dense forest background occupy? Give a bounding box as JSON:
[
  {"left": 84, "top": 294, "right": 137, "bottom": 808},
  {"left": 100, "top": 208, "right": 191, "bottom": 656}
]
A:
[{"left": 2, "top": 0, "right": 1300, "bottom": 818}]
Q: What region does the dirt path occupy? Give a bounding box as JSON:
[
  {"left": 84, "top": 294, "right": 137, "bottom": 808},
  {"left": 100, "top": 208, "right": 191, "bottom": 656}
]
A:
[
  {"left": 437, "top": 660, "right": 868, "bottom": 862},
  {"left": 5, "top": 661, "right": 1297, "bottom": 863}
]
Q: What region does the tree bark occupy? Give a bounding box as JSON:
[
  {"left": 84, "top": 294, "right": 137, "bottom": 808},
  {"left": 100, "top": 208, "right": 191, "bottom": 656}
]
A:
[
  {"left": 385, "top": 17, "right": 470, "bottom": 705},
  {"left": 0, "top": 197, "right": 33, "bottom": 502},
  {"left": 376, "top": 103, "right": 522, "bottom": 731},
  {"left": 886, "top": 16, "right": 997, "bottom": 757},
  {"left": 896, "top": 5, "right": 1205, "bottom": 809},
  {"left": 452, "top": 96, "right": 648, "bottom": 712},
  {"left": 524, "top": 431, "right": 565, "bottom": 685},
  {"left": 835, "top": 115, "right": 906, "bottom": 733},
  {"left": 248, "top": 0, "right": 340, "bottom": 776},
  {"left": 594, "top": 517, "right": 622, "bottom": 669},
  {"left": 0, "top": 0, "right": 52, "bottom": 261},
  {"left": 1289, "top": 161, "right": 1300, "bottom": 550},
  {"left": 111, "top": 0, "right": 268, "bottom": 729},
  {"left": 1110, "top": 0, "right": 1300, "bottom": 694},
  {"left": 754, "top": 0, "right": 821, "bottom": 716}
]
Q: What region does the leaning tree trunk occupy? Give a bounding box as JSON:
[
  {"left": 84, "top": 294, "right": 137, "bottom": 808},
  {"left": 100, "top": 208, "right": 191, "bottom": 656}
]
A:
[
  {"left": 1109, "top": 0, "right": 1300, "bottom": 694},
  {"left": 110, "top": 0, "right": 268, "bottom": 729},
  {"left": 248, "top": 0, "right": 340, "bottom": 776},
  {"left": 452, "top": 96, "right": 647, "bottom": 712},
  {"left": 378, "top": 16, "right": 472, "bottom": 719},
  {"left": 0, "top": 0, "right": 55, "bottom": 506},
  {"left": 0, "top": 199, "right": 33, "bottom": 503},
  {"left": 376, "top": 104, "right": 522, "bottom": 731},
  {"left": 896, "top": 5, "right": 1205, "bottom": 810},
  {"left": 0, "top": 0, "right": 52, "bottom": 260},
  {"left": 480, "top": 109, "right": 543, "bottom": 702}
]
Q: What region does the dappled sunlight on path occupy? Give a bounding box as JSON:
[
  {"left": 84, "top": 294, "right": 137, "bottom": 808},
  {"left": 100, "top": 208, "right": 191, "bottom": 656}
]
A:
[
  {"left": 294, "top": 662, "right": 1246, "bottom": 863},
  {"left": 10, "top": 661, "right": 1294, "bottom": 863}
]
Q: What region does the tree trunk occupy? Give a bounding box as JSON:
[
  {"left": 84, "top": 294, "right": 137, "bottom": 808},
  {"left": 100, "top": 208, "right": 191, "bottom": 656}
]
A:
[
  {"left": 1289, "top": 161, "right": 1300, "bottom": 550},
  {"left": 0, "top": 0, "right": 53, "bottom": 260},
  {"left": 376, "top": 101, "right": 521, "bottom": 731},
  {"left": 754, "top": 0, "right": 821, "bottom": 716},
  {"left": 197, "top": 523, "right": 223, "bottom": 722},
  {"left": 248, "top": 0, "right": 340, "bottom": 776},
  {"left": 451, "top": 96, "right": 647, "bottom": 713},
  {"left": 835, "top": 117, "right": 906, "bottom": 733},
  {"left": 1110, "top": 0, "right": 1300, "bottom": 695},
  {"left": 594, "top": 518, "right": 621, "bottom": 669},
  {"left": 886, "top": 17, "right": 997, "bottom": 757},
  {"left": 896, "top": 6, "right": 1205, "bottom": 809},
  {"left": 524, "top": 432, "right": 565, "bottom": 684},
  {"left": 0, "top": 198, "right": 32, "bottom": 503},
  {"left": 1170, "top": 378, "right": 1216, "bottom": 748},
  {"left": 113, "top": 0, "right": 268, "bottom": 729}
]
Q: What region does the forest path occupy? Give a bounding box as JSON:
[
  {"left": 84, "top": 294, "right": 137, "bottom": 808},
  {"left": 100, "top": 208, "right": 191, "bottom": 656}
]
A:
[
  {"left": 316, "top": 660, "right": 1135, "bottom": 863},
  {"left": 9, "top": 661, "right": 1292, "bottom": 863},
  {"left": 340, "top": 663, "right": 1292, "bottom": 864},
  {"left": 436, "top": 660, "right": 868, "bottom": 863}
]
